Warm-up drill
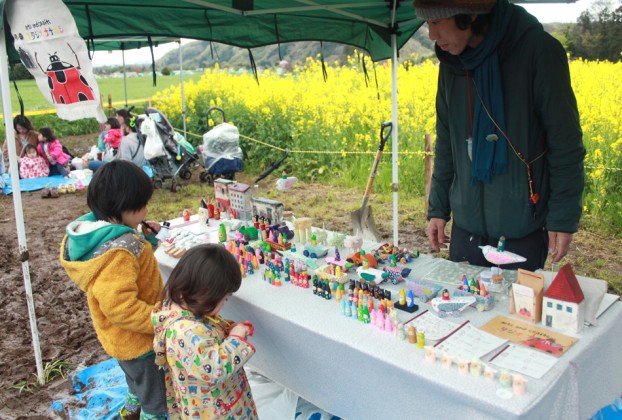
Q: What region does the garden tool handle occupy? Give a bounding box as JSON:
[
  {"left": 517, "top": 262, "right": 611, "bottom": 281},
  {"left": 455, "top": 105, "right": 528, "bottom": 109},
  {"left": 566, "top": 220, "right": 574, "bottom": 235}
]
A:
[
  {"left": 206, "top": 106, "right": 226, "bottom": 123},
  {"left": 361, "top": 122, "right": 393, "bottom": 207}
]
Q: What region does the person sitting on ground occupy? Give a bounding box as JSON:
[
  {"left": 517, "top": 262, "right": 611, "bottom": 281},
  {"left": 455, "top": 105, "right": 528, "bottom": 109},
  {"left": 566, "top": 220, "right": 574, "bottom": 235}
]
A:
[
  {"left": 103, "top": 117, "right": 123, "bottom": 151},
  {"left": 19, "top": 144, "right": 49, "bottom": 179},
  {"left": 36, "top": 127, "right": 71, "bottom": 177},
  {"left": 116, "top": 108, "right": 131, "bottom": 127},
  {"left": 117, "top": 115, "right": 147, "bottom": 169},
  {"left": 60, "top": 160, "right": 167, "bottom": 420},
  {"left": 2, "top": 115, "right": 39, "bottom": 171},
  {"left": 153, "top": 244, "right": 258, "bottom": 419}
]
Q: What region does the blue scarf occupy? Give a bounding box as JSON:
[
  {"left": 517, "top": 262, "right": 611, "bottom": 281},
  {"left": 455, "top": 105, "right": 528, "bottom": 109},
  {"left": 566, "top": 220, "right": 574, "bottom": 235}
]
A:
[{"left": 459, "top": 0, "right": 513, "bottom": 183}]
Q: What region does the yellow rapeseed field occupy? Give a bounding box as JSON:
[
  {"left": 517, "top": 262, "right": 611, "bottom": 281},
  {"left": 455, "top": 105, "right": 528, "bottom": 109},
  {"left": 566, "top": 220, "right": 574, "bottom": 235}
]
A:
[{"left": 153, "top": 56, "right": 622, "bottom": 231}]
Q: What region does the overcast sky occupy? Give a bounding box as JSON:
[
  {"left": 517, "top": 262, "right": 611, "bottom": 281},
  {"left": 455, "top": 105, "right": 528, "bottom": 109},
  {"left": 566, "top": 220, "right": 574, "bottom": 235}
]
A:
[{"left": 90, "top": 0, "right": 600, "bottom": 67}]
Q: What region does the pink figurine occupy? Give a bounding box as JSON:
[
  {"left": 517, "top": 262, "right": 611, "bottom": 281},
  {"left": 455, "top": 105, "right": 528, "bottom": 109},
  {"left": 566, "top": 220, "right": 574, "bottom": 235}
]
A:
[
  {"left": 424, "top": 346, "right": 437, "bottom": 364},
  {"left": 384, "top": 315, "right": 393, "bottom": 333},
  {"left": 457, "top": 359, "right": 469, "bottom": 375},
  {"left": 512, "top": 374, "right": 527, "bottom": 396},
  {"left": 182, "top": 208, "right": 191, "bottom": 222},
  {"left": 376, "top": 309, "right": 385, "bottom": 329}
]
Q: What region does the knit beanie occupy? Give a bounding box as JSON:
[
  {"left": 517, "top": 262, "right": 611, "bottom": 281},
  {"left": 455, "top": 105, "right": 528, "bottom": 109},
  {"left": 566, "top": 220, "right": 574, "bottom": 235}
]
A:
[{"left": 414, "top": 0, "right": 496, "bottom": 20}]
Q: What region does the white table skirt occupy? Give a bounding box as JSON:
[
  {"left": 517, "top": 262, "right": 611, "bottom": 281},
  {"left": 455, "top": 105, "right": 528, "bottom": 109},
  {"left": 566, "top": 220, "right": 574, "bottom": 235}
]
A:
[{"left": 155, "top": 233, "right": 622, "bottom": 420}]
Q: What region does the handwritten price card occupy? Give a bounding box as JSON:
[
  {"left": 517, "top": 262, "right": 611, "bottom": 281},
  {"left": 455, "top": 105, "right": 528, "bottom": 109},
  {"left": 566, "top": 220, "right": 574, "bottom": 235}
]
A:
[{"left": 434, "top": 323, "right": 507, "bottom": 360}]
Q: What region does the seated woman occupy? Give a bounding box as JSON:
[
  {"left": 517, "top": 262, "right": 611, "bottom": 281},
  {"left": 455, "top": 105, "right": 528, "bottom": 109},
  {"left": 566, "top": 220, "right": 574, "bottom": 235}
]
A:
[
  {"left": 117, "top": 115, "right": 147, "bottom": 169},
  {"left": 2, "top": 115, "right": 39, "bottom": 171},
  {"left": 36, "top": 127, "right": 71, "bottom": 177}
]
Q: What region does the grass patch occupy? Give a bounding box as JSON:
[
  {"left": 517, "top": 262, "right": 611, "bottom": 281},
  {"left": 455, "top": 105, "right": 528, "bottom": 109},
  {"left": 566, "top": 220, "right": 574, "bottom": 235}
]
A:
[{"left": 9, "top": 359, "right": 77, "bottom": 393}]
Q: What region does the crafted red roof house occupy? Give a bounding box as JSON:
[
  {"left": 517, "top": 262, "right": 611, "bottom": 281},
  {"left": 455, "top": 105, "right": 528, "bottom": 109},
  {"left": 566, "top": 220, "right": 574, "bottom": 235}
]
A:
[{"left": 544, "top": 264, "right": 585, "bottom": 304}]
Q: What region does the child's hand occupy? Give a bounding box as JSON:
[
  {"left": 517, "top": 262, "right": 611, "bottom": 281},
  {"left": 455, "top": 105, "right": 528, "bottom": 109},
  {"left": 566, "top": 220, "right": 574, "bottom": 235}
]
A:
[
  {"left": 230, "top": 324, "right": 251, "bottom": 339},
  {"left": 141, "top": 221, "right": 161, "bottom": 235}
]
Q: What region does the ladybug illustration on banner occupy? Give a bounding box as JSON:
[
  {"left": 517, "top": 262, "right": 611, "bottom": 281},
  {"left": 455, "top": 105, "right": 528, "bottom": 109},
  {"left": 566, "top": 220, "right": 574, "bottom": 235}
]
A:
[{"left": 35, "top": 43, "right": 95, "bottom": 105}]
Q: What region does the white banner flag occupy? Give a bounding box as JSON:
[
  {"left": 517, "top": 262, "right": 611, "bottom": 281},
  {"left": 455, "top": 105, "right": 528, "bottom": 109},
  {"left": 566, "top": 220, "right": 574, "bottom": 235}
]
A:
[{"left": 6, "top": 0, "right": 106, "bottom": 122}]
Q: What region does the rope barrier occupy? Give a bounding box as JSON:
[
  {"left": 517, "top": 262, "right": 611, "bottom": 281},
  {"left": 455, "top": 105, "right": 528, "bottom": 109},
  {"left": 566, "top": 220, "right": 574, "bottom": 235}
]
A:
[
  {"left": 0, "top": 98, "right": 151, "bottom": 119},
  {"left": 173, "top": 126, "right": 434, "bottom": 157}
]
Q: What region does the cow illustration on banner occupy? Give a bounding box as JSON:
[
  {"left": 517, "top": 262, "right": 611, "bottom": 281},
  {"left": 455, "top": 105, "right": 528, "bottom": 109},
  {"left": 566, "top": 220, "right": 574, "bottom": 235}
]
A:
[{"left": 6, "top": 0, "right": 106, "bottom": 122}]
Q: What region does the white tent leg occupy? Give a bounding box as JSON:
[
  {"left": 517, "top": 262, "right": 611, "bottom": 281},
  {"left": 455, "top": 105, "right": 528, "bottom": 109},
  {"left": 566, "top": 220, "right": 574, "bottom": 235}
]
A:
[
  {"left": 122, "top": 49, "right": 128, "bottom": 107},
  {"left": 178, "top": 40, "right": 187, "bottom": 141},
  {"left": 0, "top": 31, "right": 44, "bottom": 385},
  {"left": 391, "top": 33, "right": 399, "bottom": 245}
]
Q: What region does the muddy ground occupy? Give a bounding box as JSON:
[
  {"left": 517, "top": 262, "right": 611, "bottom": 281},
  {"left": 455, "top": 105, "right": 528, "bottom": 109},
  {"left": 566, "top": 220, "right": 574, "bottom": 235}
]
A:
[{"left": 1, "top": 135, "right": 619, "bottom": 419}]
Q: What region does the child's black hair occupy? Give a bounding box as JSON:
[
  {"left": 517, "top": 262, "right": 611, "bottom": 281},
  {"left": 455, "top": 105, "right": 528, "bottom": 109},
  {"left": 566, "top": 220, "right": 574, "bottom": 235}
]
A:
[
  {"left": 24, "top": 144, "right": 37, "bottom": 153},
  {"left": 87, "top": 160, "right": 153, "bottom": 223},
  {"left": 38, "top": 127, "right": 56, "bottom": 141},
  {"left": 106, "top": 117, "right": 121, "bottom": 129},
  {"left": 162, "top": 244, "right": 242, "bottom": 318}
]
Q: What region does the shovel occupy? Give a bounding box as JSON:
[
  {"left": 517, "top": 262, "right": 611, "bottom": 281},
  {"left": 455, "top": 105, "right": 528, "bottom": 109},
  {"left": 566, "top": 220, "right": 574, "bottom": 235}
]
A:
[{"left": 351, "top": 121, "right": 392, "bottom": 242}]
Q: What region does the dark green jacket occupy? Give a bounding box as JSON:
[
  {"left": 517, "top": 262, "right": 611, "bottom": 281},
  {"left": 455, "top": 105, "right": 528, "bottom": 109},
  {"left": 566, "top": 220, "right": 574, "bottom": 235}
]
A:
[{"left": 427, "top": 5, "right": 585, "bottom": 240}]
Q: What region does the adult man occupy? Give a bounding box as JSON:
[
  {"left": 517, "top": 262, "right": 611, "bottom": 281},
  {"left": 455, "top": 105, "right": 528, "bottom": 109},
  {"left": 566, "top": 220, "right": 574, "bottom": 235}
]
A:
[{"left": 416, "top": 0, "right": 585, "bottom": 270}]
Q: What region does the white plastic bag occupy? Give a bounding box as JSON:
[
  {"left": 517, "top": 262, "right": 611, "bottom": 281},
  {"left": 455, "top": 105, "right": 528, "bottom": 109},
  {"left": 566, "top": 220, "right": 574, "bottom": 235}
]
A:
[{"left": 141, "top": 117, "right": 166, "bottom": 160}]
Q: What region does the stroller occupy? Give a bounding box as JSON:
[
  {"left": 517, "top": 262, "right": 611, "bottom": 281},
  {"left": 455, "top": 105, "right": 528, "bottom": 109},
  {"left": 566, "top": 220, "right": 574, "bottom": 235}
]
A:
[
  {"left": 138, "top": 107, "right": 201, "bottom": 192},
  {"left": 199, "top": 107, "right": 243, "bottom": 185}
]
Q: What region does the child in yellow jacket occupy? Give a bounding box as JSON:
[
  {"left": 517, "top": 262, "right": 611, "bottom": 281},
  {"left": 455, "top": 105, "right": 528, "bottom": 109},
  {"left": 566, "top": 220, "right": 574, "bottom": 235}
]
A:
[{"left": 60, "top": 160, "right": 167, "bottom": 420}]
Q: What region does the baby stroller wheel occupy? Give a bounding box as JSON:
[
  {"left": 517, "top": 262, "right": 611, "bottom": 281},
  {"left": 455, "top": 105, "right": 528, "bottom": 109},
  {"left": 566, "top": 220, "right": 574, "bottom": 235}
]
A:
[
  {"left": 181, "top": 170, "right": 192, "bottom": 180},
  {"left": 200, "top": 172, "right": 213, "bottom": 185},
  {"left": 170, "top": 181, "right": 181, "bottom": 193},
  {"left": 153, "top": 179, "right": 163, "bottom": 189},
  {"left": 224, "top": 172, "right": 235, "bottom": 181}
]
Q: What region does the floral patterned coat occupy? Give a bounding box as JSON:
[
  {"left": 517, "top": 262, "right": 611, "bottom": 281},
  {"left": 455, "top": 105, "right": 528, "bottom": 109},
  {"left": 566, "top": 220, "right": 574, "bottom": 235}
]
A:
[{"left": 152, "top": 302, "right": 257, "bottom": 419}]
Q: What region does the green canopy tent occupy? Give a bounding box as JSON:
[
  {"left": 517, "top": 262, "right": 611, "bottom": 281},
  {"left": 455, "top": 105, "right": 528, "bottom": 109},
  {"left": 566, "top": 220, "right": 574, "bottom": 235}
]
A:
[{"left": 0, "top": 0, "right": 576, "bottom": 384}]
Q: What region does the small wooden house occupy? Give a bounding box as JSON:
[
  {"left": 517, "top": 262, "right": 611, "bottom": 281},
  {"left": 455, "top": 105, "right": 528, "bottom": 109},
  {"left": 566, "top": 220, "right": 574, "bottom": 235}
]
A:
[
  {"left": 214, "top": 178, "right": 235, "bottom": 215},
  {"left": 251, "top": 197, "right": 285, "bottom": 225},
  {"left": 228, "top": 182, "right": 253, "bottom": 220},
  {"left": 542, "top": 264, "right": 585, "bottom": 334}
]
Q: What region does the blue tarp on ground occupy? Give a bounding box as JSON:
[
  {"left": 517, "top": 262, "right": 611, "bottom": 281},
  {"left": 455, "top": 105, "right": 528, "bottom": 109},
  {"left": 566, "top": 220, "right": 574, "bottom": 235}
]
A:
[
  {"left": 1, "top": 174, "right": 88, "bottom": 195},
  {"left": 50, "top": 358, "right": 125, "bottom": 420},
  {"left": 51, "top": 358, "right": 342, "bottom": 420}
]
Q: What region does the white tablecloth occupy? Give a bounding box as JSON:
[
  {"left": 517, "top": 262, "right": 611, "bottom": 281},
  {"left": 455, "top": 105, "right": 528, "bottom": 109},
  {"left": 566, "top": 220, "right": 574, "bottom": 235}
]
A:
[{"left": 155, "top": 234, "right": 622, "bottom": 420}]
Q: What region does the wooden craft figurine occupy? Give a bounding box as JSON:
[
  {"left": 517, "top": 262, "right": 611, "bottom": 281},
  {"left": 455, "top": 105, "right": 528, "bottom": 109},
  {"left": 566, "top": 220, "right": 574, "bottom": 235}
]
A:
[
  {"left": 512, "top": 374, "right": 527, "bottom": 396},
  {"left": 344, "top": 235, "right": 363, "bottom": 255},
  {"left": 441, "top": 353, "right": 453, "bottom": 369},
  {"left": 470, "top": 359, "right": 483, "bottom": 377},
  {"left": 312, "top": 226, "right": 328, "bottom": 246},
  {"left": 293, "top": 217, "right": 313, "bottom": 243},
  {"left": 424, "top": 346, "right": 437, "bottom": 364},
  {"left": 483, "top": 365, "right": 498, "bottom": 381}
]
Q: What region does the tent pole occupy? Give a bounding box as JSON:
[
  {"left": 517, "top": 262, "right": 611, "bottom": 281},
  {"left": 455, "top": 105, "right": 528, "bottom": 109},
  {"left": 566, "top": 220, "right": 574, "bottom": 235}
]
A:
[
  {"left": 391, "top": 33, "right": 399, "bottom": 246},
  {"left": 122, "top": 49, "right": 128, "bottom": 108},
  {"left": 178, "top": 40, "right": 187, "bottom": 141},
  {"left": 0, "top": 30, "right": 45, "bottom": 385}
]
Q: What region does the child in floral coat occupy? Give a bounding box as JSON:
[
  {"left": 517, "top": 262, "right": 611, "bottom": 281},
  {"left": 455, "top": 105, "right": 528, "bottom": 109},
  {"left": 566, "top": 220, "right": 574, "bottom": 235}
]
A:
[
  {"left": 153, "top": 244, "right": 257, "bottom": 419},
  {"left": 19, "top": 144, "right": 49, "bottom": 178}
]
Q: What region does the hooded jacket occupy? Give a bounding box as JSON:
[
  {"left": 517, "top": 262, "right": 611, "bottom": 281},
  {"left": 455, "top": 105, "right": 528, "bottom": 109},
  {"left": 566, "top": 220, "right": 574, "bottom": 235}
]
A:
[
  {"left": 152, "top": 302, "right": 257, "bottom": 420},
  {"left": 427, "top": 4, "right": 585, "bottom": 239},
  {"left": 60, "top": 213, "right": 163, "bottom": 360}
]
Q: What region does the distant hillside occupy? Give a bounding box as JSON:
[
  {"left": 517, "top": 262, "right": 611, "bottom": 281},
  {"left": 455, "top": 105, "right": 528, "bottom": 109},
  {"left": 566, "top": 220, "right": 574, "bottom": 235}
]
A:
[
  {"left": 158, "top": 31, "right": 436, "bottom": 69},
  {"left": 157, "top": 22, "right": 570, "bottom": 70}
]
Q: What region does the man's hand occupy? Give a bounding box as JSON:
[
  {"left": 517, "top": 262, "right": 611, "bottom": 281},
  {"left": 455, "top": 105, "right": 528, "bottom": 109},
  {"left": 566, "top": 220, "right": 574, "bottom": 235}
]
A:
[
  {"left": 427, "top": 218, "right": 449, "bottom": 252},
  {"left": 548, "top": 231, "right": 573, "bottom": 263}
]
